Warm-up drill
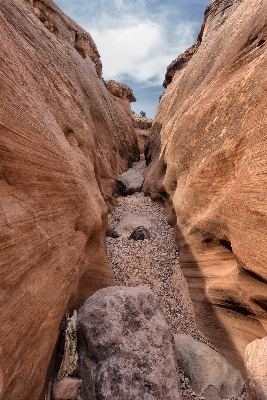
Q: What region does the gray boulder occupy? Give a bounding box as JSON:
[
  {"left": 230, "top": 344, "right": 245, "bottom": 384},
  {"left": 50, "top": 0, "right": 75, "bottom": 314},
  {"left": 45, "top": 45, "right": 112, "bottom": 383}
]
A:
[
  {"left": 116, "top": 169, "right": 144, "bottom": 195},
  {"left": 112, "top": 212, "right": 160, "bottom": 238},
  {"left": 78, "top": 286, "right": 181, "bottom": 400},
  {"left": 173, "top": 334, "right": 244, "bottom": 400}
]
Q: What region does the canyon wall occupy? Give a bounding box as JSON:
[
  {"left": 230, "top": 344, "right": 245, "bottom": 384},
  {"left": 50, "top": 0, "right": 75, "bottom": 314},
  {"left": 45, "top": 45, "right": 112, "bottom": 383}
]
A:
[
  {"left": 0, "top": 0, "right": 139, "bottom": 398},
  {"left": 144, "top": 0, "right": 267, "bottom": 372}
]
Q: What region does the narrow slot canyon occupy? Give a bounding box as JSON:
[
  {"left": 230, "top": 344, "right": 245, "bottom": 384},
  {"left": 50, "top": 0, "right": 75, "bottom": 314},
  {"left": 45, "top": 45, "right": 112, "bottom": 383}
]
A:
[{"left": 0, "top": 0, "right": 267, "bottom": 399}]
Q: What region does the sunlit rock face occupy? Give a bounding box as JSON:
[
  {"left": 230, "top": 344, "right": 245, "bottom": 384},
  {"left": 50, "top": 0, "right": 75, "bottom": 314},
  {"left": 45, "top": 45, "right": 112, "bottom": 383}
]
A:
[
  {"left": 132, "top": 112, "right": 153, "bottom": 153},
  {"left": 144, "top": 0, "right": 267, "bottom": 372},
  {"left": 0, "top": 0, "right": 139, "bottom": 398},
  {"left": 104, "top": 79, "right": 137, "bottom": 120}
]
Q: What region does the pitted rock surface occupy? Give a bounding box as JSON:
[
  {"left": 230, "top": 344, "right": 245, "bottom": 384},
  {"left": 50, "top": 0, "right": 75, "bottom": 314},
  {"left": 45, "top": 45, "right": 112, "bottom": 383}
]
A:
[{"left": 78, "top": 286, "right": 181, "bottom": 400}]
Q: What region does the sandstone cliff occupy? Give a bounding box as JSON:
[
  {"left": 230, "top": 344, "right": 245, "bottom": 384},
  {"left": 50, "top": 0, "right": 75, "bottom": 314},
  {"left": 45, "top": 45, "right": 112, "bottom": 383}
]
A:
[
  {"left": 132, "top": 112, "right": 153, "bottom": 153},
  {"left": 0, "top": 0, "right": 139, "bottom": 398},
  {"left": 144, "top": 0, "right": 267, "bottom": 372}
]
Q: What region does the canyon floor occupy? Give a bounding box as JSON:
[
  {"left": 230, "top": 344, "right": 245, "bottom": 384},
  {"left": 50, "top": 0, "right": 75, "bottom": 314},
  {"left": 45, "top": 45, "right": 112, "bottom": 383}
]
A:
[{"left": 106, "top": 156, "right": 245, "bottom": 400}]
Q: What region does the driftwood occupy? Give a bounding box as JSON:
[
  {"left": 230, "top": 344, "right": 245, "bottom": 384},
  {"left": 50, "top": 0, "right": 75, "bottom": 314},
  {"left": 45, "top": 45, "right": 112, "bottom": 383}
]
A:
[{"left": 58, "top": 310, "right": 79, "bottom": 379}]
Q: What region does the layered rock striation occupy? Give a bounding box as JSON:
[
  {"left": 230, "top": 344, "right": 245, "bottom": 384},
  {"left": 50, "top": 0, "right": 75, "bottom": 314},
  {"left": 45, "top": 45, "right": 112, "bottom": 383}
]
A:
[
  {"left": 0, "top": 0, "right": 139, "bottom": 399},
  {"left": 144, "top": 0, "right": 267, "bottom": 372}
]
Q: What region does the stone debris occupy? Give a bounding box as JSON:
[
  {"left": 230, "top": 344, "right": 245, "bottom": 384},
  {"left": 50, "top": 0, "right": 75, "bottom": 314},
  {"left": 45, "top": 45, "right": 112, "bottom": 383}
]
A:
[
  {"left": 108, "top": 160, "right": 207, "bottom": 341},
  {"left": 107, "top": 156, "right": 246, "bottom": 400}
]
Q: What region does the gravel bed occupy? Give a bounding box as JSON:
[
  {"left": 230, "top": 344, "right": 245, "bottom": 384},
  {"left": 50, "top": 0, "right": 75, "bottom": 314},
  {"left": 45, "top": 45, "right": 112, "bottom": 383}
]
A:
[{"left": 106, "top": 156, "right": 245, "bottom": 400}]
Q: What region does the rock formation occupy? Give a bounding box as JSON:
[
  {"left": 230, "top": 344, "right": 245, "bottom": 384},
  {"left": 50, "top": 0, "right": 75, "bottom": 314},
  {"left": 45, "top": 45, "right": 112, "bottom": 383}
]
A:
[
  {"left": 132, "top": 112, "right": 153, "bottom": 153},
  {"left": 144, "top": 0, "right": 267, "bottom": 372},
  {"left": 0, "top": 0, "right": 139, "bottom": 398},
  {"left": 104, "top": 79, "right": 136, "bottom": 119},
  {"left": 245, "top": 336, "right": 267, "bottom": 400},
  {"left": 174, "top": 334, "right": 244, "bottom": 399},
  {"left": 78, "top": 286, "right": 181, "bottom": 399}
]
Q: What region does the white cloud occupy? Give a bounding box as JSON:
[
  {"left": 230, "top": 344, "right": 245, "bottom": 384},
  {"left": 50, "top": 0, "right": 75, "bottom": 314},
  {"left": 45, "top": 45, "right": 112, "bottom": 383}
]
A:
[{"left": 89, "top": 19, "right": 197, "bottom": 84}]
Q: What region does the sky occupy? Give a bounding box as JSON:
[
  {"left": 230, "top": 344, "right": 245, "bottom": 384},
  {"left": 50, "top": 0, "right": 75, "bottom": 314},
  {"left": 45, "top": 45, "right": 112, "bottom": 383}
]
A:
[{"left": 54, "top": 0, "right": 209, "bottom": 118}]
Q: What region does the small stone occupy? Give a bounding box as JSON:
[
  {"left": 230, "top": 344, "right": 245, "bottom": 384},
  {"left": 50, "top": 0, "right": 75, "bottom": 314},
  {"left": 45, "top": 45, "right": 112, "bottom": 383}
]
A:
[
  {"left": 52, "top": 377, "right": 82, "bottom": 400},
  {"left": 112, "top": 212, "right": 160, "bottom": 237}
]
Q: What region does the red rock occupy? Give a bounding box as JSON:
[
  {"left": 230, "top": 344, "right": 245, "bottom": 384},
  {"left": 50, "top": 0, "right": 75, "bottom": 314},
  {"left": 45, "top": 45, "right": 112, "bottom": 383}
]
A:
[
  {"left": 104, "top": 79, "right": 136, "bottom": 119},
  {"left": 0, "top": 0, "right": 139, "bottom": 398},
  {"left": 132, "top": 112, "right": 153, "bottom": 153},
  {"left": 144, "top": 0, "right": 267, "bottom": 372},
  {"left": 245, "top": 336, "right": 267, "bottom": 400}
]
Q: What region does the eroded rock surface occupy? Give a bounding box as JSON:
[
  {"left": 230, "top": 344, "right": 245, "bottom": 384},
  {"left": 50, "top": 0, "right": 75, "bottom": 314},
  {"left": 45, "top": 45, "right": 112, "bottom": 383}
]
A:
[
  {"left": 104, "top": 79, "right": 136, "bottom": 119},
  {"left": 0, "top": 0, "right": 139, "bottom": 398},
  {"left": 245, "top": 336, "right": 267, "bottom": 400},
  {"left": 78, "top": 286, "right": 181, "bottom": 400},
  {"left": 174, "top": 334, "right": 244, "bottom": 399},
  {"left": 132, "top": 112, "right": 153, "bottom": 153},
  {"left": 144, "top": 0, "right": 267, "bottom": 372}
]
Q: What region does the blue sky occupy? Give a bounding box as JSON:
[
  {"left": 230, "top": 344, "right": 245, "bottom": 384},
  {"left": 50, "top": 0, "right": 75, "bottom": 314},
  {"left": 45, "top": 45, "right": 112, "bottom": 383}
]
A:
[{"left": 54, "top": 0, "right": 209, "bottom": 118}]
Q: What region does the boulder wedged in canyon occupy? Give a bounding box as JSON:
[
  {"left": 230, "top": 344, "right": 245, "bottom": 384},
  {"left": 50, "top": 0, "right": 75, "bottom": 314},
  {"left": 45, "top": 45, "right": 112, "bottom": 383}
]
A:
[
  {"left": 116, "top": 169, "right": 144, "bottom": 195},
  {"left": 144, "top": 0, "right": 267, "bottom": 372},
  {"left": 0, "top": 0, "right": 139, "bottom": 399},
  {"left": 78, "top": 286, "right": 181, "bottom": 400},
  {"left": 132, "top": 112, "right": 153, "bottom": 153}
]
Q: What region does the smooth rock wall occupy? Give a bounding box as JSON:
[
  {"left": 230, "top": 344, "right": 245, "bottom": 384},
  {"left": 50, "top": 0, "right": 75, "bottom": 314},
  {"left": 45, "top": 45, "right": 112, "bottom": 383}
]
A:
[
  {"left": 144, "top": 0, "right": 267, "bottom": 372},
  {"left": 0, "top": 0, "right": 139, "bottom": 398}
]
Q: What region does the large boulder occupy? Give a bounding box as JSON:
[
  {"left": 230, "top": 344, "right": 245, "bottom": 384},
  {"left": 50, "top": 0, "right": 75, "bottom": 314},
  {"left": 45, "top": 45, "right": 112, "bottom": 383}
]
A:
[
  {"left": 245, "top": 336, "right": 267, "bottom": 400},
  {"left": 0, "top": 0, "right": 139, "bottom": 398},
  {"left": 174, "top": 334, "right": 244, "bottom": 399},
  {"left": 117, "top": 169, "right": 144, "bottom": 195},
  {"left": 78, "top": 286, "right": 181, "bottom": 400},
  {"left": 144, "top": 0, "right": 267, "bottom": 371},
  {"left": 112, "top": 212, "right": 160, "bottom": 237}
]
